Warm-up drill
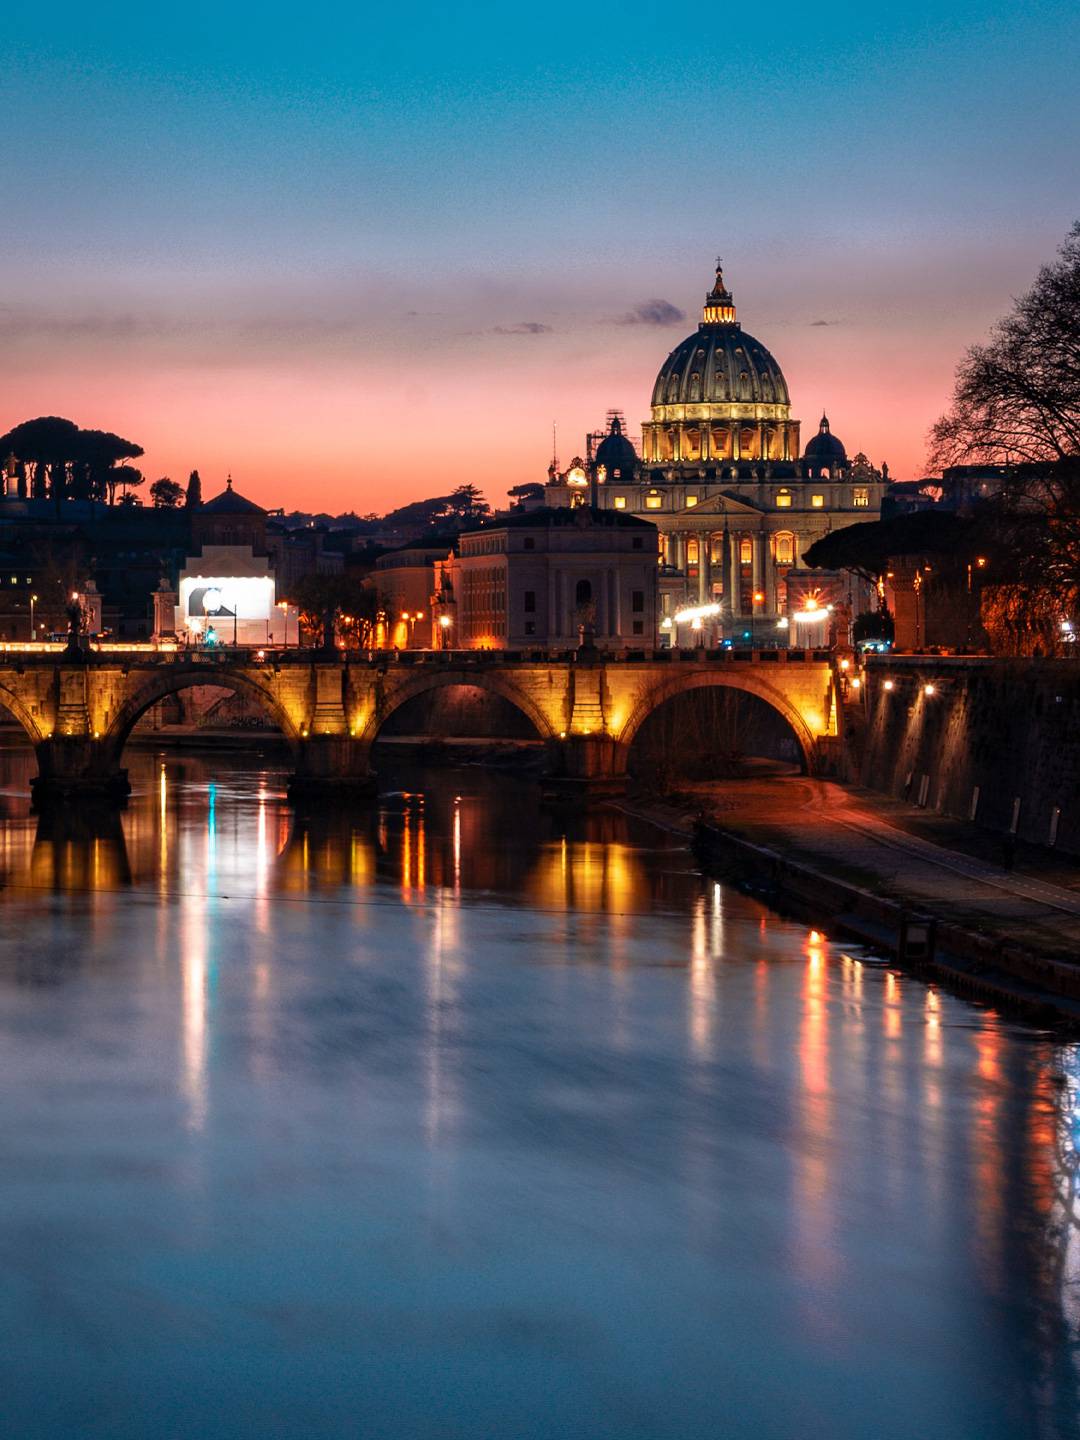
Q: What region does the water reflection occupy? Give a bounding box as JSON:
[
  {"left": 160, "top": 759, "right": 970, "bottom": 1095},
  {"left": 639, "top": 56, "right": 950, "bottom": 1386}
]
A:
[{"left": 0, "top": 746, "right": 1076, "bottom": 1436}]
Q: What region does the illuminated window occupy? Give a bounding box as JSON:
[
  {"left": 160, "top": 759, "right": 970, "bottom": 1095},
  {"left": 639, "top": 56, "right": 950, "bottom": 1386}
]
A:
[
  {"left": 739, "top": 537, "right": 753, "bottom": 565},
  {"left": 776, "top": 489, "right": 792, "bottom": 508},
  {"left": 645, "top": 492, "right": 663, "bottom": 510},
  {"left": 613, "top": 495, "right": 626, "bottom": 509},
  {"left": 774, "top": 532, "right": 795, "bottom": 566},
  {"left": 853, "top": 487, "right": 869, "bottom": 507},
  {"left": 811, "top": 494, "right": 825, "bottom": 509},
  {"left": 687, "top": 539, "right": 699, "bottom": 565}
]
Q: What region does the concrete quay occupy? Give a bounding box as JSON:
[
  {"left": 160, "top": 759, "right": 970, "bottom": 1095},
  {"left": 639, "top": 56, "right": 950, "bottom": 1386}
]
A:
[{"left": 631, "top": 774, "right": 1080, "bottom": 1021}]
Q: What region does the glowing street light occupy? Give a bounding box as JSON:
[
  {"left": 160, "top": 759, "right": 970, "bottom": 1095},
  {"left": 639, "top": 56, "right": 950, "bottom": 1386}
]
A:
[{"left": 672, "top": 602, "right": 720, "bottom": 625}]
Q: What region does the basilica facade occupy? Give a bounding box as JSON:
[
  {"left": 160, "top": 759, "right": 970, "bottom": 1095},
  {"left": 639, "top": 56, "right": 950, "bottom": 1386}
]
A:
[{"left": 543, "top": 262, "right": 889, "bottom": 643}]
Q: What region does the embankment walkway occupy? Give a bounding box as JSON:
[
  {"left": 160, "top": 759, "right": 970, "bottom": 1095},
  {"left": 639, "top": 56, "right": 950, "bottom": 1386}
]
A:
[{"left": 652, "top": 774, "right": 1080, "bottom": 981}]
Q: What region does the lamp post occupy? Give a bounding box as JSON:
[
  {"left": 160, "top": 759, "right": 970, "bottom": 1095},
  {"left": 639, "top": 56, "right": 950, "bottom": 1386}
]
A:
[
  {"left": 278, "top": 600, "right": 289, "bottom": 648},
  {"left": 913, "top": 571, "right": 923, "bottom": 650},
  {"left": 29, "top": 592, "right": 36, "bottom": 642},
  {"left": 965, "top": 556, "right": 987, "bottom": 652}
]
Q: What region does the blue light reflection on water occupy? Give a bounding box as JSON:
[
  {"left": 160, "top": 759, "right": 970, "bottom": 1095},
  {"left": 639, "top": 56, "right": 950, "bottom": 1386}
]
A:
[{"left": 0, "top": 749, "right": 1077, "bottom": 1439}]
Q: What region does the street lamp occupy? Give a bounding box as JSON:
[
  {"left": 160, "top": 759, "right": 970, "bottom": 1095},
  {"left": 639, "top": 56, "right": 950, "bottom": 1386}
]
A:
[
  {"left": 277, "top": 600, "right": 289, "bottom": 648},
  {"left": 965, "top": 556, "right": 988, "bottom": 652},
  {"left": 29, "top": 592, "right": 37, "bottom": 642}
]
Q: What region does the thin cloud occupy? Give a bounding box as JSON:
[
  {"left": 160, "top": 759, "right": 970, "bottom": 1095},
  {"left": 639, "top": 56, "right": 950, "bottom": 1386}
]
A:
[
  {"left": 491, "top": 321, "right": 553, "bottom": 336},
  {"left": 809, "top": 318, "right": 841, "bottom": 327},
  {"left": 613, "top": 299, "right": 686, "bottom": 327}
]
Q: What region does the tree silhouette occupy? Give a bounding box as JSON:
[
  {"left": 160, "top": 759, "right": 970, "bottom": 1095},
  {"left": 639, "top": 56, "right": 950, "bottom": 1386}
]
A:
[
  {"left": 185, "top": 469, "right": 202, "bottom": 508},
  {"left": 150, "top": 477, "right": 185, "bottom": 508},
  {"left": 929, "top": 220, "right": 1080, "bottom": 633},
  {"left": 0, "top": 416, "right": 143, "bottom": 504},
  {"left": 0, "top": 417, "right": 80, "bottom": 499},
  {"left": 73, "top": 429, "right": 144, "bottom": 503},
  {"left": 930, "top": 221, "right": 1080, "bottom": 470},
  {"left": 508, "top": 482, "right": 544, "bottom": 506},
  {"left": 113, "top": 465, "right": 145, "bottom": 503},
  {"left": 446, "top": 483, "right": 490, "bottom": 522}
]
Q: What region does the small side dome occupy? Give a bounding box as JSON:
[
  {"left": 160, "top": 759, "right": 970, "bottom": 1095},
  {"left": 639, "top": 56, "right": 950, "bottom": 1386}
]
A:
[
  {"left": 803, "top": 414, "right": 848, "bottom": 476},
  {"left": 593, "top": 415, "right": 639, "bottom": 482}
]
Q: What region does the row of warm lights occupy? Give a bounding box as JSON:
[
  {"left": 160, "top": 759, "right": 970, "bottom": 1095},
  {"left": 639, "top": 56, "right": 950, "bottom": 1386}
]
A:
[
  {"left": 878, "top": 679, "right": 936, "bottom": 696},
  {"left": 841, "top": 658, "right": 937, "bottom": 700}
]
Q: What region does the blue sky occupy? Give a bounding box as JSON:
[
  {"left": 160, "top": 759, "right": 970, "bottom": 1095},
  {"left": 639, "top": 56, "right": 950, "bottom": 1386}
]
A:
[{"left": 1, "top": 0, "right": 1077, "bottom": 507}]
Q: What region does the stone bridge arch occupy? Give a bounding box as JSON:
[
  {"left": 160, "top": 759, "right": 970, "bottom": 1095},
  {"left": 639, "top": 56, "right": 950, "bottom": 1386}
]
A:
[
  {"left": 0, "top": 682, "right": 47, "bottom": 745},
  {"left": 615, "top": 670, "right": 823, "bottom": 774},
  {"left": 362, "top": 667, "right": 559, "bottom": 747},
  {"left": 103, "top": 663, "right": 301, "bottom": 762}
]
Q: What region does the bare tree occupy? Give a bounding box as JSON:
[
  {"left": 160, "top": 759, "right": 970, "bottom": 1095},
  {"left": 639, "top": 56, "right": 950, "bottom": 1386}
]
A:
[
  {"left": 929, "top": 222, "right": 1080, "bottom": 470},
  {"left": 929, "top": 223, "right": 1080, "bottom": 631}
]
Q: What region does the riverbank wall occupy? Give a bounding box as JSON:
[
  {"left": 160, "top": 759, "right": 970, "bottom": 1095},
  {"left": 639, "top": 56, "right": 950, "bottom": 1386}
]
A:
[{"left": 857, "top": 656, "right": 1080, "bottom": 856}]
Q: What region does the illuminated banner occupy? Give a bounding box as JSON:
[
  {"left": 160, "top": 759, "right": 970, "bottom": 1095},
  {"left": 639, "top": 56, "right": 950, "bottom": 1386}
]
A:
[{"left": 180, "top": 575, "right": 275, "bottom": 621}]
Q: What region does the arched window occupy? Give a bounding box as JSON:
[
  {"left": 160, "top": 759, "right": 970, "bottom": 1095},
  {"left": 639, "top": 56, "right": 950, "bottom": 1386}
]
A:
[
  {"left": 575, "top": 579, "right": 592, "bottom": 607},
  {"left": 739, "top": 537, "right": 753, "bottom": 565},
  {"left": 774, "top": 532, "right": 795, "bottom": 566},
  {"left": 775, "top": 489, "right": 792, "bottom": 508},
  {"left": 686, "top": 539, "right": 699, "bottom": 565}
]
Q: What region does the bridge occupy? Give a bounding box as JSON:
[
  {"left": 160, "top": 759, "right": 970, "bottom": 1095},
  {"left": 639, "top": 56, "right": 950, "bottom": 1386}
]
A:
[{"left": 0, "top": 644, "right": 840, "bottom": 806}]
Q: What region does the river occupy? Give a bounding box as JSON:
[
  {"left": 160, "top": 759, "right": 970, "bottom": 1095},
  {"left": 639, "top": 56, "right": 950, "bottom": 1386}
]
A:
[{"left": 0, "top": 743, "right": 1077, "bottom": 1439}]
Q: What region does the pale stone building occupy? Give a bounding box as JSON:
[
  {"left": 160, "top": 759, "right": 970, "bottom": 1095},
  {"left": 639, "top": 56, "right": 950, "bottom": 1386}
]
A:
[{"left": 433, "top": 507, "right": 659, "bottom": 651}]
